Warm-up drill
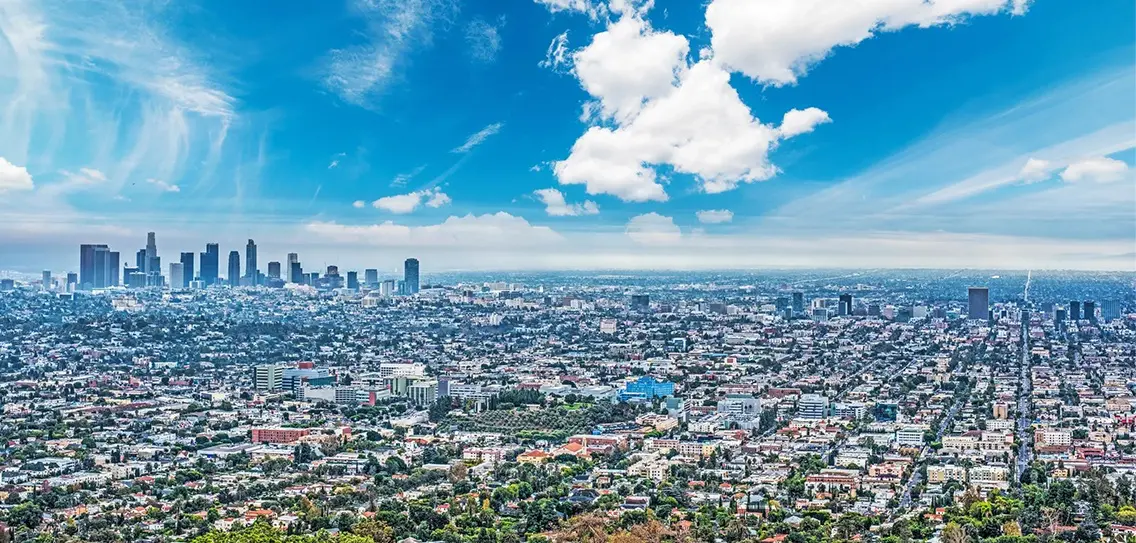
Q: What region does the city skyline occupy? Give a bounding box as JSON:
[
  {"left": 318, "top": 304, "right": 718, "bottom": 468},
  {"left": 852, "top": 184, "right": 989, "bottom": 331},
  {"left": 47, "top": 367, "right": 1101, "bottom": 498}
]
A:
[{"left": 0, "top": 1, "right": 1133, "bottom": 272}]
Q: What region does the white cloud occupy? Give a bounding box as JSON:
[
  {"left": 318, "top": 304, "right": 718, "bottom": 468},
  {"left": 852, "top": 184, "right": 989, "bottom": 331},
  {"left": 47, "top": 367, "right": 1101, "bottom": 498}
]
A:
[
  {"left": 145, "top": 178, "right": 181, "bottom": 193},
  {"left": 353, "top": 200, "right": 366, "bottom": 209},
  {"left": 696, "top": 209, "right": 733, "bottom": 224},
  {"left": 328, "top": 153, "right": 345, "bottom": 169},
  {"left": 705, "top": 0, "right": 1030, "bottom": 87},
  {"left": 372, "top": 187, "right": 452, "bottom": 213},
  {"left": 570, "top": 15, "right": 689, "bottom": 123},
  {"left": 1018, "top": 157, "right": 1052, "bottom": 183},
  {"left": 322, "top": 0, "right": 457, "bottom": 106},
  {"left": 540, "top": 31, "right": 572, "bottom": 71},
  {"left": 550, "top": 7, "right": 830, "bottom": 201},
  {"left": 425, "top": 190, "right": 452, "bottom": 208},
  {"left": 466, "top": 17, "right": 505, "bottom": 63},
  {"left": 392, "top": 165, "right": 426, "bottom": 187},
  {"left": 453, "top": 122, "right": 504, "bottom": 153},
  {"left": 533, "top": 188, "right": 600, "bottom": 216},
  {"left": 532, "top": 0, "right": 607, "bottom": 20},
  {"left": 306, "top": 212, "right": 562, "bottom": 248},
  {"left": 626, "top": 212, "right": 681, "bottom": 245},
  {"left": 1061, "top": 157, "right": 1130, "bottom": 184},
  {"left": 778, "top": 108, "right": 832, "bottom": 138},
  {"left": 0, "top": 157, "right": 34, "bottom": 192}
]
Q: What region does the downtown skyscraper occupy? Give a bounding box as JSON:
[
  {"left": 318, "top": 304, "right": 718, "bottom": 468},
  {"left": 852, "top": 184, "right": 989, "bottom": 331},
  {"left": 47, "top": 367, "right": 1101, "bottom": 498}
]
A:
[
  {"left": 227, "top": 251, "right": 241, "bottom": 287},
  {"left": 245, "top": 239, "right": 258, "bottom": 285},
  {"left": 200, "top": 244, "right": 220, "bottom": 285},
  {"left": 403, "top": 258, "right": 420, "bottom": 295}
]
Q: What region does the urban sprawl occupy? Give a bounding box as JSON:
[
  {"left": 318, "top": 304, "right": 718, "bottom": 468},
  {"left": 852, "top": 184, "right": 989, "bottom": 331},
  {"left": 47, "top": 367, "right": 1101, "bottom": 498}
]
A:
[{"left": 0, "top": 233, "right": 1134, "bottom": 543}]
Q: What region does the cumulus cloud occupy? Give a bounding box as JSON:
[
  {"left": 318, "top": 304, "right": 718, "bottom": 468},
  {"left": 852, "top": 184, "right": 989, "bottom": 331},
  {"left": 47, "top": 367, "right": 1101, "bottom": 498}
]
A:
[
  {"left": 778, "top": 108, "right": 832, "bottom": 138},
  {"left": 145, "top": 178, "right": 180, "bottom": 193},
  {"left": 533, "top": 188, "right": 600, "bottom": 216},
  {"left": 1018, "top": 157, "right": 1052, "bottom": 183},
  {"left": 306, "top": 212, "right": 562, "bottom": 248},
  {"left": 0, "top": 157, "right": 34, "bottom": 192},
  {"left": 372, "top": 187, "right": 452, "bottom": 213},
  {"left": 352, "top": 200, "right": 366, "bottom": 209},
  {"left": 466, "top": 17, "right": 505, "bottom": 63},
  {"left": 705, "top": 0, "right": 1031, "bottom": 86},
  {"left": 453, "top": 122, "right": 504, "bottom": 153},
  {"left": 549, "top": 7, "right": 830, "bottom": 201},
  {"left": 696, "top": 209, "right": 733, "bottom": 224},
  {"left": 626, "top": 212, "right": 681, "bottom": 245},
  {"left": 1061, "top": 157, "right": 1130, "bottom": 184}
]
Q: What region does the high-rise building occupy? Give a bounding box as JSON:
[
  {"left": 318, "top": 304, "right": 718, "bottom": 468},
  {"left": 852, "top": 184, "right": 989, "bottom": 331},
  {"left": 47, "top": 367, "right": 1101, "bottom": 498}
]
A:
[
  {"left": 791, "top": 292, "right": 804, "bottom": 314},
  {"left": 41, "top": 270, "right": 51, "bottom": 291},
  {"left": 267, "top": 261, "right": 281, "bottom": 279},
  {"left": 838, "top": 294, "right": 853, "bottom": 316},
  {"left": 364, "top": 268, "right": 379, "bottom": 286},
  {"left": 631, "top": 294, "right": 650, "bottom": 311},
  {"left": 169, "top": 262, "right": 184, "bottom": 290},
  {"left": 290, "top": 262, "right": 303, "bottom": 285},
  {"left": 201, "top": 244, "right": 220, "bottom": 285},
  {"left": 135, "top": 248, "right": 146, "bottom": 271},
  {"left": 1069, "top": 301, "right": 1081, "bottom": 321},
  {"left": 108, "top": 251, "right": 120, "bottom": 287},
  {"left": 346, "top": 271, "right": 359, "bottom": 290},
  {"left": 968, "top": 287, "right": 989, "bottom": 320},
  {"left": 798, "top": 394, "right": 829, "bottom": 419},
  {"left": 227, "top": 251, "right": 241, "bottom": 287},
  {"left": 79, "top": 244, "right": 109, "bottom": 289},
  {"left": 180, "top": 252, "right": 195, "bottom": 288},
  {"left": 145, "top": 232, "right": 157, "bottom": 274},
  {"left": 1083, "top": 301, "right": 1096, "bottom": 322},
  {"left": 92, "top": 245, "right": 110, "bottom": 289},
  {"left": 245, "top": 239, "right": 258, "bottom": 284},
  {"left": 253, "top": 364, "right": 285, "bottom": 392},
  {"left": 403, "top": 258, "right": 420, "bottom": 295},
  {"left": 66, "top": 272, "right": 78, "bottom": 292},
  {"left": 1102, "top": 300, "right": 1121, "bottom": 322}
]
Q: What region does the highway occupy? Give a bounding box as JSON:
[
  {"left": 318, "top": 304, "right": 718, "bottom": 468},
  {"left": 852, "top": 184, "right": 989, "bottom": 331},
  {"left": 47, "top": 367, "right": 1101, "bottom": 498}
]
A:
[{"left": 1015, "top": 309, "right": 1033, "bottom": 482}]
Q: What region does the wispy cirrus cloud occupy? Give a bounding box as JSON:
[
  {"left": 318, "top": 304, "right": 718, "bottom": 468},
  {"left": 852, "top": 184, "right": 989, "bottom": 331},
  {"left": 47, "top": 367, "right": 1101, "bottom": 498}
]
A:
[
  {"left": 466, "top": 17, "right": 505, "bottom": 63},
  {"left": 0, "top": 0, "right": 245, "bottom": 208},
  {"left": 321, "top": 0, "right": 458, "bottom": 107},
  {"left": 452, "top": 122, "right": 504, "bottom": 153}
]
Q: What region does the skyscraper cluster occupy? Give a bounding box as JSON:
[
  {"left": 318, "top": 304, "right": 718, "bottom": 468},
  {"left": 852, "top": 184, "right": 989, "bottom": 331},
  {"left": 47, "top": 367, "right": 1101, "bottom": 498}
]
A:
[{"left": 72, "top": 233, "right": 422, "bottom": 295}]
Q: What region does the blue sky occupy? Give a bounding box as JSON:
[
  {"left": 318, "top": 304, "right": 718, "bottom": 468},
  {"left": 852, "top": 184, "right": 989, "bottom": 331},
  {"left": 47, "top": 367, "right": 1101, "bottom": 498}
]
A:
[{"left": 0, "top": 0, "right": 1133, "bottom": 273}]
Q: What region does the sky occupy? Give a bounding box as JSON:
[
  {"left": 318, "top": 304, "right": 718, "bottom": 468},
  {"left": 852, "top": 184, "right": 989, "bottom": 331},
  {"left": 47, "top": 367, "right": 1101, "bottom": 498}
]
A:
[{"left": 0, "top": 0, "right": 1134, "bottom": 274}]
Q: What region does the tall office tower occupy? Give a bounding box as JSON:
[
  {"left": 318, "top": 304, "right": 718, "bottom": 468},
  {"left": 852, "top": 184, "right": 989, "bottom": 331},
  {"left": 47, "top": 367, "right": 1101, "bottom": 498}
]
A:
[
  {"left": 108, "top": 251, "right": 120, "bottom": 287},
  {"left": 791, "top": 292, "right": 804, "bottom": 314},
  {"left": 227, "top": 251, "right": 241, "bottom": 287},
  {"left": 631, "top": 294, "right": 650, "bottom": 311},
  {"left": 327, "top": 265, "right": 339, "bottom": 277},
  {"left": 290, "top": 262, "right": 303, "bottom": 284},
  {"left": 838, "top": 294, "right": 853, "bottom": 316},
  {"left": 147, "top": 256, "right": 161, "bottom": 286},
  {"left": 180, "top": 252, "right": 195, "bottom": 287},
  {"left": 169, "top": 262, "right": 184, "bottom": 290},
  {"left": 364, "top": 268, "right": 379, "bottom": 286},
  {"left": 1101, "top": 300, "right": 1121, "bottom": 322},
  {"left": 1069, "top": 301, "right": 1081, "bottom": 321},
  {"left": 1083, "top": 301, "right": 1096, "bottom": 322},
  {"left": 245, "top": 239, "right": 258, "bottom": 284},
  {"left": 403, "top": 258, "right": 420, "bottom": 294},
  {"left": 66, "top": 272, "right": 78, "bottom": 292},
  {"left": 253, "top": 364, "right": 285, "bottom": 391},
  {"left": 79, "top": 244, "right": 109, "bottom": 289},
  {"left": 200, "top": 243, "right": 220, "bottom": 285},
  {"left": 135, "top": 248, "right": 146, "bottom": 270},
  {"left": 145, "top": 232, "right": 157, "bottom": 273},
  {"left": 41, "top": 270, "right": 51, "bottom": 291},
  {"left": 92, "top": 245, "right": 110, "bottom": 288},
  {"left": 967, "top": 287, "right": 990, "bottom": 320},
  {"left": 346, "top": 271, "right": 359, "bottom": 290},
  {"left": 267, "top": 261, "right": 281, "bottom": 279},
  {"left": 1055, "top": 308, "right": 1067, "bottom": 324}
]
